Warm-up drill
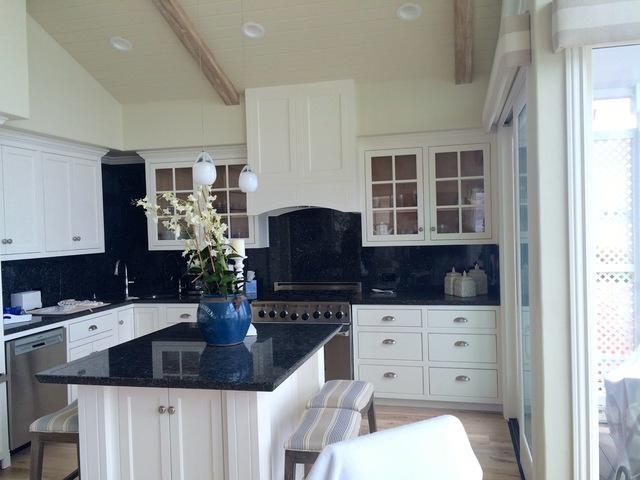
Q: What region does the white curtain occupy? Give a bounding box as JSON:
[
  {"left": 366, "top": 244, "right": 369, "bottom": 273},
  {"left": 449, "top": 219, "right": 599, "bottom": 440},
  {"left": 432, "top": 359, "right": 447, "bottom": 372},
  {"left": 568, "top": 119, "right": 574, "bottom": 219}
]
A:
[
  {"left": 552, "top": 0, "right": 640, "bottom": 52},
  {"left": 482, "top": 12, "right": 531, "bottom": 132}
]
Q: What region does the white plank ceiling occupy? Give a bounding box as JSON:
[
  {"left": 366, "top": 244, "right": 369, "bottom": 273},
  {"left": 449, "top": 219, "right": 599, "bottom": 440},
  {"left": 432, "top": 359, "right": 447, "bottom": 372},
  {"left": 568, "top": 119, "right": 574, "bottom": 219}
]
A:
[{"left": 27, "top": 0, "right": 501, "bottom": 104}]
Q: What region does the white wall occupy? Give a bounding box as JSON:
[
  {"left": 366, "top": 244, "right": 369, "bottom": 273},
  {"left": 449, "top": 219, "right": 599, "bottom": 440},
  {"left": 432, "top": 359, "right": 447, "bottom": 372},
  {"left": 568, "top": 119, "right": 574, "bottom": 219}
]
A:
[
  {"left": 0, "top": 0, "right": 29, "bottom": 121},
  {"left": 121, "top": 76, "right": 489, "bottom": 151},
  {"left": 6, "top": 16, "right": 123, "bottom": 149},
  {"left": 528, "top": 0, "right": 573, "bottom": 478}
]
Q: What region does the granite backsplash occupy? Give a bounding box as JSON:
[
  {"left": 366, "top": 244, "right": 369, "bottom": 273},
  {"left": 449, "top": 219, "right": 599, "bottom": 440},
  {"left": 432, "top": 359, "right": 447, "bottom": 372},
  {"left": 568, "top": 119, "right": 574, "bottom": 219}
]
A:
[{"left": 2, "top": 165, "right": 499, "bottom": 307}]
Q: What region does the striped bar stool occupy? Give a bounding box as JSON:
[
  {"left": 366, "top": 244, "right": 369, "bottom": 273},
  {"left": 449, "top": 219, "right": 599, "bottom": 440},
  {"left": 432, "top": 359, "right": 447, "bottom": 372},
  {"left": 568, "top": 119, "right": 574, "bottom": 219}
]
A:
[
  {"left": 307, "top": 380, "right": 377, "bottom": 433},
  {"left": 284, "top": 407, "right": 361, "bottom": 480},
  {"left": 29, "top": 401, "right": 80, "bottom": 480}
]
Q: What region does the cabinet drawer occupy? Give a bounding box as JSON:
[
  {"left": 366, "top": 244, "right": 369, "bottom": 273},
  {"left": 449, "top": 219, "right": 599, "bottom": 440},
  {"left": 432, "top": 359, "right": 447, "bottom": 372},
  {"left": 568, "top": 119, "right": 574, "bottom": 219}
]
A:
[
  {"left": 68, "top": 313, "right": 115, "bottom": 342},
  {"left": 359, "top": 364, "right": 424, "bottom": 396},
  {"left": 429, "top": 368, "right": 498, "bottom": 398},
  {"left": 428, "top": 334, "right": 497, "bottom": 363},
  {"left": 427, "top": 310, "right": 496, "bottom": 329},
  {"left": 356, "top": 309, "right": 422, "bottom": 327},
  {"left": 358, "top": 332, "right": 423, "bottom": 361},
  {"left": 165, "top": 305, "right": 198, "bottom": 324}
]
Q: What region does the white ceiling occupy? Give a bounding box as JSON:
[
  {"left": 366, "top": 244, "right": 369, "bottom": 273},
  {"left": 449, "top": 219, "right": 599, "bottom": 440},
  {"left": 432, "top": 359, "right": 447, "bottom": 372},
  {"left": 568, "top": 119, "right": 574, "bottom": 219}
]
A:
[{"left": 27, "top": 0, "right": 501, "bottom": 104}]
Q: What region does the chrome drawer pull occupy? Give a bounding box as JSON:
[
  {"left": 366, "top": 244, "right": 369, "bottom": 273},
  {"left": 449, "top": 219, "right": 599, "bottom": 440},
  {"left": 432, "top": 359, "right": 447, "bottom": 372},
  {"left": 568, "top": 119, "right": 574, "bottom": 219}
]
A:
[
  {"left": 180, "top": 313, "right": 191, "bottom": 319},
  {"left": 382, "top": 339, "right": 397, "bottom": 345},
  {"left": 455, "top": 375, "right": 471, "bottom": 382},
  {"left": 454, "top": 341, "right": 469, "bottom": 347},
  {"left": 383, "top": 372, "right": 398, "bottom": 379},
  {"left": 88, "top": 325, "right": 98, "bottom": 331},
  {"left": 453, "top": 317, "right": 468, "bottom": 323},
  {"left": 381, "top": 315, "right": 395, "bottom": 322}
]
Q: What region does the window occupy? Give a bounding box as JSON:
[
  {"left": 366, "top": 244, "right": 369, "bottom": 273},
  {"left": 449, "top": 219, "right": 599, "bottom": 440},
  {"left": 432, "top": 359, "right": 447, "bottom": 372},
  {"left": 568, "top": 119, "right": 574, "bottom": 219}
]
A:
[{"left": 589, "top": 44, "right": 640, "bottom": 480}]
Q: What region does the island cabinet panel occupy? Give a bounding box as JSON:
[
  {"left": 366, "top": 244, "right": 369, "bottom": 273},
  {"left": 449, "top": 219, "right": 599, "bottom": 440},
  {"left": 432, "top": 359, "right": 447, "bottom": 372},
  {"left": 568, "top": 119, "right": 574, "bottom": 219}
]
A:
[
  {"left": 118, "top": 388, "right": 172, "bottom": 480},
  {"left": 169, "top": 389, "right": 225, "bottom": 480},
  {"left": 134, "top": 307, "right": 161, "bottom": 337},
  {"left": 117, "top": 308, "right": 135, "bottom": 344}
]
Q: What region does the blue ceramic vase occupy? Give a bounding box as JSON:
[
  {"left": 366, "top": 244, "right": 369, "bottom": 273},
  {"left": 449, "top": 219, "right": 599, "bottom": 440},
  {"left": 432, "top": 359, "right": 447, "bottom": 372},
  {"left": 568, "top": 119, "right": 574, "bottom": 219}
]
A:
[{"left": 197, "top": 294, "right": 252, "bottom": 346}]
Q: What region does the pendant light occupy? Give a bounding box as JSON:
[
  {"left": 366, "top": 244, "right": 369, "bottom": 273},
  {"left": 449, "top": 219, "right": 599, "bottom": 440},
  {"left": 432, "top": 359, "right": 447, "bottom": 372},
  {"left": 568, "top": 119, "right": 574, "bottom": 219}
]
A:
[
  {"left": 192, "top": 0, "right": 216, "bottom": 186},
  {"left": 238, "top": 165, "right": 258, "bottom": 192}
]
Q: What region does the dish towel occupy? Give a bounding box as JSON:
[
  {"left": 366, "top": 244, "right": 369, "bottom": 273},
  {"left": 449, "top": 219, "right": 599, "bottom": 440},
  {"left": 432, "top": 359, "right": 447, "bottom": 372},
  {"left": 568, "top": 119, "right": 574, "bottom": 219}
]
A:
[{"left": 306, "top": 415, "right": 483, "bottom": 480}]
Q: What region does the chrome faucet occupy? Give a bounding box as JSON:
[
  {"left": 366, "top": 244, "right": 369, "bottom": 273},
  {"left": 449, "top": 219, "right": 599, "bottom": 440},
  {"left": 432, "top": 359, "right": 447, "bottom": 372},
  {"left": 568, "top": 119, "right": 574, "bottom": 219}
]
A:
[{"left": 114, "top": 260, "right": 136, "bottom": 300}]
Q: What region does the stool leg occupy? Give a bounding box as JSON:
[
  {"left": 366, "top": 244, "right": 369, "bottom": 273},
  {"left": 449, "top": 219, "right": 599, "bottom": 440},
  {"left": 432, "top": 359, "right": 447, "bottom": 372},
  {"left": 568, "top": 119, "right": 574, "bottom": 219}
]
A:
[
  {"left": 29, "top": 435, "right": 44, "bottom": 480},
  {"left": 367, "top": 399, "right": 377, "bottom": 433},
  {"left": 284, "top": 450, "right": 295, "bottom": 480}
]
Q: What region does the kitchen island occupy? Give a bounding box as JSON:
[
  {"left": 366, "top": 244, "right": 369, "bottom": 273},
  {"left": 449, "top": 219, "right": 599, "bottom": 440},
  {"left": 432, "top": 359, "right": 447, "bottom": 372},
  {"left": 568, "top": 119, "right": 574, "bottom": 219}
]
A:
[{"left": 37, "top": 322, "right": 340, "bottom": 480}]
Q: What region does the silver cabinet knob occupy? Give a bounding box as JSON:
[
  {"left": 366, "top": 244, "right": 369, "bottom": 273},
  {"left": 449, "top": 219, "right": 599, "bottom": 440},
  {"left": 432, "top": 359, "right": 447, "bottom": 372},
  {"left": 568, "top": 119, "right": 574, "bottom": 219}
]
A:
[
  {"left": 6, "top": 239, "right": 12, "bottom": 244},
  {"left": 418, "top": 227, "right": 424, "bottom": 232},
  {"left": 453, "top": 317, "right": 468, "bottom": 323},
  {"left": 1, "top": 239, "right": 6, "bottom": 245},
  {"left": 158, "top": 406, "right": 167, "bottom": 414},
  {"left": 383, "top": 372, "right": 398, "bottom": 379},
  {"left": 88, "top": 325, "right": 98, "bottom": 331},
  {"left": 382, "top": 339, "right": 397, "bottom": 345},
  {"left": 455, "top": 375, "right": 471, "bottom": 382},
  {"left": 454, "top": 341, "right": 470, "bottom": 347},
  {"left": 430, "top": 226, "right": 436, "bottom": 232},
  {"left": 167, "top": 406, "right": 176, "bottom": 415},
  {"left": 77, "top": 236, "right": 81, "bottom": 241},
  {"left": 179, "top": 313, "right": 191, "bottom": 319},
  {"left": 381, "top": 315, "right": 395, "bottom": 322},
  {"left": 118, "top": 320, "right": 124, "bottom": 325}
]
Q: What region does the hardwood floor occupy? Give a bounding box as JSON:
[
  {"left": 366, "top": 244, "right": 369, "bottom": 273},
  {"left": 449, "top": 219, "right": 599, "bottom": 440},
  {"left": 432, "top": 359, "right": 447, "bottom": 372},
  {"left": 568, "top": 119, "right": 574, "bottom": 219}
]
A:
[{"left": 0, "top": 406, "right": 520, "bottom": 479}]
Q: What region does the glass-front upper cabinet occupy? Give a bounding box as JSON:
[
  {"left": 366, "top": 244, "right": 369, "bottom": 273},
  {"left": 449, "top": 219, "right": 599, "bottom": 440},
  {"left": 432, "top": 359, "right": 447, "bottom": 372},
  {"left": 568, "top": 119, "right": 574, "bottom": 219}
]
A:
[
  {"left": 364, "top": 148, "right": 424, "bottom": 242},
  {"left": 428, "top": 144, "right": 491, "bottom": 240},
  {"left": 146, "top": 161, "right": 255, "bottom": 250}
]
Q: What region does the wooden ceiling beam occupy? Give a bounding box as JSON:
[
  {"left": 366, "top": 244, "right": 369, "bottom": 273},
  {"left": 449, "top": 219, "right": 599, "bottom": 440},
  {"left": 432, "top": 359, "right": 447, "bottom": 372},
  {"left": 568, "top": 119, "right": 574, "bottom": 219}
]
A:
[
  {"left": 153, "top": 0, "right": 240, "bottom": 105},
  {"left": 454, "top": 0, "right": 473, "bottom": 84}
]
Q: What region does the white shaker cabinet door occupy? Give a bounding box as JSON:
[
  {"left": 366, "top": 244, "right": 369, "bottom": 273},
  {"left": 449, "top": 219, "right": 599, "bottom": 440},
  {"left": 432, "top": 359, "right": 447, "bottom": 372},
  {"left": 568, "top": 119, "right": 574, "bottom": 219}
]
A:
[
  {"left": 0, "top": 145, "right": 43, "bottom": 256},
  {"left": 134, "top": 307, "right": 161, "bottom": 337},
  {"left": 42, "top": 153, "right": 73, "bottom": 252},
  {"left": 119, "top": 387, "right": 172, "bottom": 480},
  {"left": 71, "top": 158, "right": 102, "bottom": 250},
  {"left": 168, "top": 389, "right": 225, "bottom": 480},
  {"left": 117, "top": 308, "right": 136, "bottom": 343}
]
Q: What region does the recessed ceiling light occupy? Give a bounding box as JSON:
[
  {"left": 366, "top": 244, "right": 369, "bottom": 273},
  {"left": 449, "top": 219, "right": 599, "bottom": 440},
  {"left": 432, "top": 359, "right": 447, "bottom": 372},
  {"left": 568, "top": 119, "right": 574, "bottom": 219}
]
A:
[
  {"left": 110, "top": 36, "right": 133, "bottom": 51},
  {"left": 396, "top": 3, "right": 423, "bottom": 21},
  {"left": 241, "top": 21, "right": 265, "bottom": 39}
]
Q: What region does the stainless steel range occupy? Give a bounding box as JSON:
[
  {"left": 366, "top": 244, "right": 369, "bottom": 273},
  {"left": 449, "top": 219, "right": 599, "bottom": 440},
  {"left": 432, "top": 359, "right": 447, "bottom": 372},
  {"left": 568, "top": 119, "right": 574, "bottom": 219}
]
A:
[{"left": 251, "top": 282, "right": 362, "bottom": 380}]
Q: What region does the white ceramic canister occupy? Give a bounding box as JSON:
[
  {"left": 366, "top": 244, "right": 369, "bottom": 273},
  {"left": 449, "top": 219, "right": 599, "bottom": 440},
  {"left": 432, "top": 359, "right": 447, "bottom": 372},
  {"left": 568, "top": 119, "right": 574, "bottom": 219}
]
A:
[
  {"left": 453, "top": 271, "right": 477, "bottom": 297},
  {"left": 444, "top": 267, "right": 462, "bottom": 295},
  {"left": 468, "top": 264, "right": 488, "bottom": 295}
]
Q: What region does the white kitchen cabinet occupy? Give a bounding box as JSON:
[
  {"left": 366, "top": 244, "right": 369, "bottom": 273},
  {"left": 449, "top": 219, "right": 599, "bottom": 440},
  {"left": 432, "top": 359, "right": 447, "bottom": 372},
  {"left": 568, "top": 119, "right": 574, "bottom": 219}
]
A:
[
  {"left": 117, "top": 308, "right": 136, "bottom": 344},
  {"left": 43, "top": 152, "right": 104, "bottom": 254},
  {"left": 138, "top": 146, "right": 268, "bottom": 250},
  {"left": 134, "top": 307, "right": 161, "bottom": 337},
  {"left": 0, "top": 145, "right": 43, "bottom": 257},
  {"left": 0, "top": 129, "right": 106, "bottom": 261},
  {"left": 352, "top": 305, "right": 501, "bottom": 405},
  {"left": 245, "top": 79, "right": 357, "bottom": 214},
  {"left": 360, "top": 130, "right": 496, "bottom": 247},
  {"left": 428, "top": 144, "right": 492, "bottom": 241},
  {"left": 118, "top": 387, "right": 224, "bottom": 480},
  {"left": 364, "top": 148, "right": 425, "bottom": 242}
]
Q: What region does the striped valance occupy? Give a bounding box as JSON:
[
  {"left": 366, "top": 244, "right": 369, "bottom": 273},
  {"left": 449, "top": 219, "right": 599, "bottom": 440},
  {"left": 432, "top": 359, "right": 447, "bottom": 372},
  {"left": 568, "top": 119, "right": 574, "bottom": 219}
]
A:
[
  {"left": 482, "top": 13, "right": 531, "bottom": 132},
  {"left": 553, "top": 0, "right": 640, "bottom": 52}
]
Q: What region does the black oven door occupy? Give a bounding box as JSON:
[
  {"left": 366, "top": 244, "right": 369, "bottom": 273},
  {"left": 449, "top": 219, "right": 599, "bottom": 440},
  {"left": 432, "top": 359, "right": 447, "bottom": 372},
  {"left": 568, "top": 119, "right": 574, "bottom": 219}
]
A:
[{"left": 323, "top": 324, "right": 353, "bottom": 381}]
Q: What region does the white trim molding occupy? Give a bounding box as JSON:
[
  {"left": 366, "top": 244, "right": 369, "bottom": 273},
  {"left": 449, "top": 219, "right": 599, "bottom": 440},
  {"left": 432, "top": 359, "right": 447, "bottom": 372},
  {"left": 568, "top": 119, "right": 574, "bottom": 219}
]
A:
[
  {"left": 566, "top": 46, "right": 599, "bottom": 480},
  {"left": 0, "top": 127, "right": 108, "bottom": 159}
]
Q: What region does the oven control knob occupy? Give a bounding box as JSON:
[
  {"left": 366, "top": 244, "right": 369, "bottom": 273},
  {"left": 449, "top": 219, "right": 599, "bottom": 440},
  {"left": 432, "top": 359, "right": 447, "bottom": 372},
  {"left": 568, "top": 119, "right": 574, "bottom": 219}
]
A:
[
  {"left": 258, "top": 309, "right": 267, "bottom": 318},
  {"left": 335, "top": 311, "right": 345, "bottom": 320},
  {"left": 268, "top": 310, "right": 277, "bottom": 319},
  {"left": 324, "top": 310, "right": 333, "bottom": 319},
  {"left": 312, "top": 310, "right": 321, "bottom": 319},
  {"left": 290, "top": 312, "right": 299, "bottom": 320},
  {"left": 279, "top": 310, "right": 289, "bottom": 319},
  {"left": 301, "top": 312, "right": 310, "bottom": 321}
]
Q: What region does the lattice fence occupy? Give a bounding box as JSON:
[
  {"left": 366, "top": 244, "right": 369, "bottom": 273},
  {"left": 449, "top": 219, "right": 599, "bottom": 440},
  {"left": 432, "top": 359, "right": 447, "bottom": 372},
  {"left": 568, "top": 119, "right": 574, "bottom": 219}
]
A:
[{"left": 592, "top": 136, "right": 637, "bottom": 397}]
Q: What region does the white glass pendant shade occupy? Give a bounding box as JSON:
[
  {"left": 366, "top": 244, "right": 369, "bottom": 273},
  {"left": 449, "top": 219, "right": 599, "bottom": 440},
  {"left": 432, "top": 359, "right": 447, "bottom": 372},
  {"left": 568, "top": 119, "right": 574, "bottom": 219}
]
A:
[
  {"left": 238, "top": 165, "right": 258, "bottom": 192},
  {"left": 193, "top": 151, "right": 217, "bottom": 185}
]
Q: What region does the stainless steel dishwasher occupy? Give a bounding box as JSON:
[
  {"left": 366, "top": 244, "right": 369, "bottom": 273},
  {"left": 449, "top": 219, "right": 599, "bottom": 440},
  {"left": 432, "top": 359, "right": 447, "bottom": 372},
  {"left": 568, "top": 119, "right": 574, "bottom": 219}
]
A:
[{"left": 6, "top": 328, "right": 68, "bottom": 451}]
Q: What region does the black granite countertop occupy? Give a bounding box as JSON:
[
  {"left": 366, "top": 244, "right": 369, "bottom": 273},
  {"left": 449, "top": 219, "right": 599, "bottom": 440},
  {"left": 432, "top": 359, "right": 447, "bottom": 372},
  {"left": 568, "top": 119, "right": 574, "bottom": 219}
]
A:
[
  {"left": 35, "top": 323, "right": 340, "bottom": 391},
  {"left": 355, "top": 290, "right": 500, "bottom": 306}
]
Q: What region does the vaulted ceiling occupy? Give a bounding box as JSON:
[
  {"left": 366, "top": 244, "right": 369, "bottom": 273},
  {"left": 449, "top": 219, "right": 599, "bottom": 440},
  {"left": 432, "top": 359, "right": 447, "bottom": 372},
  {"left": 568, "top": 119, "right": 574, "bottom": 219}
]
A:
[{"left": 27, "top": 0, "right": 501, "bottom": 104}]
